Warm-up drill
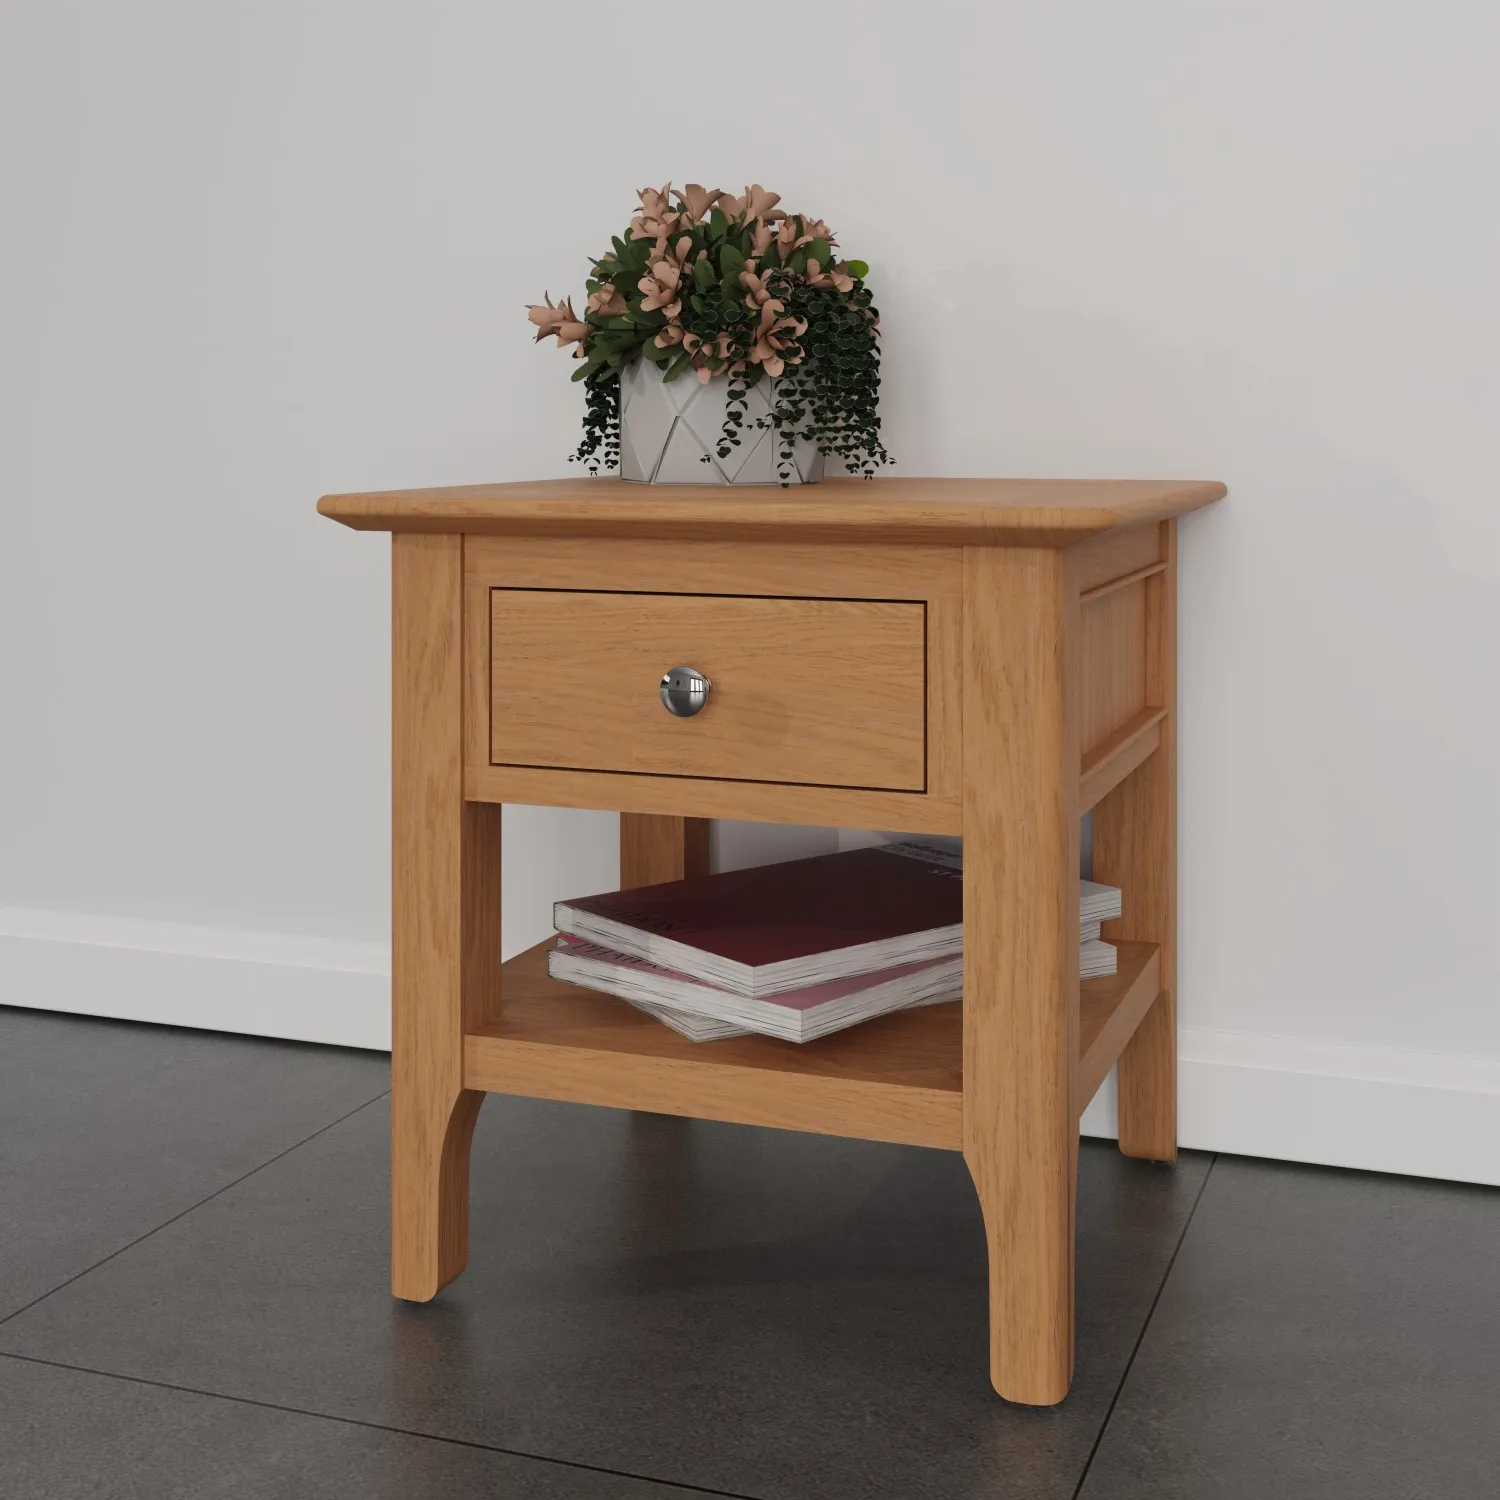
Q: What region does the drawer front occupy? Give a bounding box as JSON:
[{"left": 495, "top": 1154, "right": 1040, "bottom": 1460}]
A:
[{"left": 489, "top": 590, "right": 926, "bottom": 790}]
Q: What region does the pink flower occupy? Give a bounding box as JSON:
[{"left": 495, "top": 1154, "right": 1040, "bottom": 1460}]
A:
[
  {"left": 586, "top": 283, "right": 627, "bottom": 317},
  {"left": 719, "top": 183, "right": 784, "bottom": 223},
  {"left": 629, "top": 182, "right": 683, "bottom": 241},
  {"left": 638, "top": 258, "right": 683, "bottom": 318},
  {"left": 526, "top": 293, "right": 588, "bottom": 353},
  {"left": 739, "top": 264, "right": 782, "bottom": 315},
  {"left": 748, "top": 302, "right": 806, "bottom": 378},
  {"left": 677, "top": 183, "right": 723, "bottom": 221},
  {"left": 804, "top": 258, "right": 855, "bottom": 294}
]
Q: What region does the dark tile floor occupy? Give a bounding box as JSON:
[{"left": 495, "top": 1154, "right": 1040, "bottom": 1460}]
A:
[{"left": 2, "top": 1006, "right": 1496, "bottom": 1500}]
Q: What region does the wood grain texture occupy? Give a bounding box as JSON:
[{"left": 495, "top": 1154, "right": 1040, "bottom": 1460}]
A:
[
  {"left": 465, "top": 762, "right": 962, "bottom": 834},
  {"left": 1080, "top": 560, "right": 1167, "bottom": 603},
  {"left": 391, "top": 533, "right": 497, "bottom": 1302},
  {"left": 464, "top": 534, "right": 962, "bottom": 600},
  {"left": 961, "top": 545, "right": 1080, "bottom": 1405},
  {"left": 620, "top": 813, "right": 710, "bottom": 888},
  {"left": 462, "top": 573, "right": 493, "bottom": 775},
  {"left": 1094, "top": 521, "right": 1179, "bottom": 1162},
  {"left": 1079, "top": 579, "right": 1148, "bottom": 754},
  {"left": 926, "top": 596, "right": 964, "bottom": 804},
  {"left": 320, "top": 475, "right": 1227, "bottom": 546},
  {"left": 464, "top": 940, "right": 964, "bottom": 1149},
  {"left": 1070, "top": 522, "right": 1163, "bottom": 593},
  {"left": 490, "top": 590, "right": 927, "bottom": 791},
  {"left": 1075, "top": 943, "right": 1161, "bottom": 1111},
  {"left": 1078, "top": 707, "right": 1167, "bottom": 813}
]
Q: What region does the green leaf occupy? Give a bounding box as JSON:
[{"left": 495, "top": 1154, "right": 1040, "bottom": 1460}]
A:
[
  {"left": 846, "top": 259, "right": 869, "bottom": 278},
  {"left": 786, "top": 248, "right": 808, "bottom": 277},
  {"left": 570, "top": 353, "right": 607, "bottom": 382},
  {"left": 624, "top": 305, "right": 667, "bottom": 327},
  {"left": 708, "top": 207, "right": 728, "bottom": 239},
  {"left": 718, "top": 244, "right": 746, "bottom": 283},
  {"left": 808, "top": 237, "right": 830, "bottom": 267},
  {"left": 663, "top": 351, "right": 694, "bottom": 383},
  {"left": 692, "top": 257, "right": 717, "bottom": 292},
  {"left": 642, "top": 339, "right": 671, "bottom": 364}
]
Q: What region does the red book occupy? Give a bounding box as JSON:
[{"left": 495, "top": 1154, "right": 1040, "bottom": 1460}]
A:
[
  {"left": 554, "top": 841, "right": 964, "bottom": 998},
  {"left": 549, "top": 934, "right": 963, "bottom": 1043}
]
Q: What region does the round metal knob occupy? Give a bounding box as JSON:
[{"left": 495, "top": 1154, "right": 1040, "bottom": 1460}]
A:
[{"left": 660, "top": 666, "right": 712, "bottom": 718}]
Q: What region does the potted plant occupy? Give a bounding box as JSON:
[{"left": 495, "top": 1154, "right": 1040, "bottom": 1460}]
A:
[{"left": 527, "top": 183, "right": 892, "bottom": 486}]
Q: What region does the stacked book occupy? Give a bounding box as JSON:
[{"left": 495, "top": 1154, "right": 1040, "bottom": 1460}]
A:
[{"left": 549, "top": 840, "right": 1122, "bottom": 1045}]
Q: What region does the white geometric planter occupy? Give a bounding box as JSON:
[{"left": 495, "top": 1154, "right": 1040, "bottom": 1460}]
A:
[{"left": 618, "top": 357, "right": 825, "bottom": 485}]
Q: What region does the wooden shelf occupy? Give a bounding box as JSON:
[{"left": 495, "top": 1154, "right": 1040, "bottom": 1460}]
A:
[
  {"left": 1078, "top": 943, "right": 1162, "bottom": 1110},
  {"left": 464, "top": 938, "right": 1160, "bottom": 1150}
]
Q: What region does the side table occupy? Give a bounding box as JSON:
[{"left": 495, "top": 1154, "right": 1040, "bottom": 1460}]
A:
[{"left": 319, "top": 475, "right": 1225, "bottom": 1404}]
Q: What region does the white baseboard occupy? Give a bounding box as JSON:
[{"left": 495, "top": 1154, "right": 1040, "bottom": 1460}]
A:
[
  {"left": 1082, "top": 1028, "right": 1500, "bottom": 1186},
  {"left": 0, "top": 907, "right": 392, "bottom": 1051},
  {"left": 4, "top": 907, "right": 1497, "bottom": 1186}
]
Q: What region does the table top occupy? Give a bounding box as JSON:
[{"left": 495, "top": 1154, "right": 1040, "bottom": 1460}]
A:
[{"left": 318, "top": 475, "right": 1225, "bottom": 546}]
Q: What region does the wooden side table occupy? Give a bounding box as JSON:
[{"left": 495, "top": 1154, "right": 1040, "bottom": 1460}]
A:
[{"left": 319, "top": 475, "right": 1225, "bottom": 1405}]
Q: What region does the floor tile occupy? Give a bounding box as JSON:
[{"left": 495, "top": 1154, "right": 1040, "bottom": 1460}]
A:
[
  {"left": 0, "top": 1354, "right": 712, "bottom": 1499},
  {"left": 1077, "top": 1156, "right": 1500, "bottom": 1500},
  {"left": 0, "top": 1093, "right": 1209, "bottom": 1500},
  {"left": 0, "top": 1006, "right": 389, "bottom": 1318}
]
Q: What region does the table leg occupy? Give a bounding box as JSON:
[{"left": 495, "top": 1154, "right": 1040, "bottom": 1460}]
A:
[
  {"left": 620, "top": 813, "right": 711, "bottom": 888},
  {"left": 962, "top": 546, "right": 1080, "bottom": 1405},
  {"left": 391, "top": 534, "right": 501, "bottom": 1301}
]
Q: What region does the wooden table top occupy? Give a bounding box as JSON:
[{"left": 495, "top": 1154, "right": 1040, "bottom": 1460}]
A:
[{"left": 318, "top": 475, "right": 1226, "bottom": 546}]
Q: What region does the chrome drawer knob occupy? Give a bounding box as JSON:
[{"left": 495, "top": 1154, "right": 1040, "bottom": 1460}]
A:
[{"left": 660, "top": 666, "right": 712, "bottom": 718}]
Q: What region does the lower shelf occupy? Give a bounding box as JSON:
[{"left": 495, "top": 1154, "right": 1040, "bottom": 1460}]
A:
[{"left": 464, "top": 938, "right": 1160, "bottom": 1150}]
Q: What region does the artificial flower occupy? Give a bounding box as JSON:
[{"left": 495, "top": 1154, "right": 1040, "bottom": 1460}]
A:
[
  {"left": 804, "top": 258, "right": 855, "bottom": 294},
  {"left": 719, "top": 183, "right": 783, "bottom": 223},
  {"left": 586, "top": 283, "right": 628, "bottom": 317},
  {"left": 638, "top": 258, "right": 683, "bottom": 317},
  {"left": 526, "top": 293, "right": 567, "bottom": 340},
  {"left": 629, "top": 182, "right": 682, "bottom": 241},
  {"left": 677, "top": 183, "right": 722, "bottom": 221}
]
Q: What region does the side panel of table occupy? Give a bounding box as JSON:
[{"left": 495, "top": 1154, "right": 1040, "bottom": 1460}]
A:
[{"left": 1093, "top": 520, "right": 1179, "bottom": 1160}]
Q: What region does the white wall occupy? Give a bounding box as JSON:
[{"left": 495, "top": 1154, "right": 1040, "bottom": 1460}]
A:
[{"left": 2, "top": 3, "right": 1495, "bottom": 1180}]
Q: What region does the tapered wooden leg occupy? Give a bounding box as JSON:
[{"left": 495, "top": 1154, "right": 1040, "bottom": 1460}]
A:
[
  {"left": 962, "top": 546, "right": 1080, "bottom": 1406},
  {"left": 1094, "top": 521, "right": 1178, "bottom": 1162},
  {"left": 620, "top": 813, "right": 711, "bottom": 888},
  {"left": 391, "top": 533, "right": 502, "bottom": 1301}
]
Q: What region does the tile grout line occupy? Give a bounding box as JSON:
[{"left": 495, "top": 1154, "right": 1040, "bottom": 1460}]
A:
[
  {"left": 0, "top": 1349, "right": 762, "bottom": 1500},
  {"left": 1068, "top": 1153, "right": 1219, "bottom": 1500},
  {"left": 0, "top": 1089, "right": 392, "bottom": 1331}
]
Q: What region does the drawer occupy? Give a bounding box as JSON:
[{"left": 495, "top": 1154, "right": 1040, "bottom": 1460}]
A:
[{"left": 489, "top": 590, "right": 926, "bottom": 790}]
